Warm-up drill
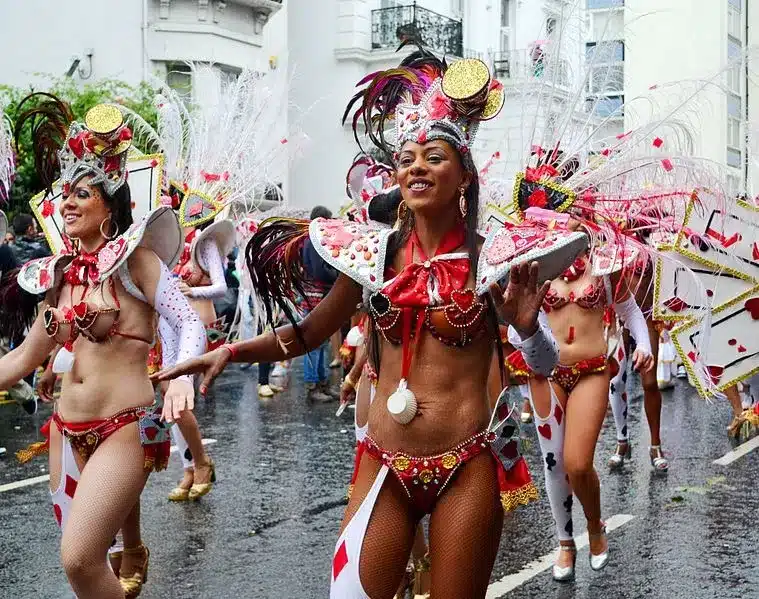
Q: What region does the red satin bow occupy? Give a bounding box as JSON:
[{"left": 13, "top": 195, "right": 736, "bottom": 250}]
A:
[
  {"left": 65, "top": 250, "right": 101, "bottom": 286},
  {"left": 525, "top": 164, "right": 559, "bottom": 182},
  {"left": 382, "top": 225, "right": 469, "bottom": 307}
]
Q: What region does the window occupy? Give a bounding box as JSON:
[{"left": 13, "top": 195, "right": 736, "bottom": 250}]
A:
[
  {"left": 727, "top": 148, "right": 742, "bottom": 168},
  {"left": 166, "top": 63, "right": 192, "bottom": 100},
  {"left": 587, "top": 0, "right": 624, "bottom": 9},
  {"left": 727, "top": 60, "right": 741, "bottom": 94},
  {"left": 589, "top": 95, "right": 624, "bottom": 117},
  {"left": 586, "top": 40, "right": 624, "bottom": 62},
  {"left": 728, "top": 93, "right": 742, "bottom": 118},
  {"left": 728, "top": 4, "right": 742, "bottom": 40},
  {"left": 727, "top": 116, "right": 742, "bottom": 149},
  {"left": 501, "top": 0, "right": 510, "bottom": 27},
  {"left": 586, "top": 41, "right": 624, "bottom": 95}
]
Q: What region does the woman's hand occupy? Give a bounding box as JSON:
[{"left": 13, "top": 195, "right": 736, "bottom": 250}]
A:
[
  {"left": 490, "top": 261, "right": 550, "bottom": 338},
  {"left": 162, "top": 379, "right": 195, "bottom": 422},
  {"left": 631, "top": 348, "right": 654, "bottom": 373},
  {"left": 36, "top": 367, "right": 56, "bottom": 403},
  {"left": 178, "top": 281, "right": 193, "bottom": 297},
  {"left": 152, "top": 347, "right": 231, "bottom": 396}
]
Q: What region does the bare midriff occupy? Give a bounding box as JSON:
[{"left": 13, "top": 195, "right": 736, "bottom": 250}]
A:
[
  {"left": 546, "top": 273, "right": 608, "bottom": 365},
  {"left": 56, "top": 277, "right": 155, "bottom": 421}
]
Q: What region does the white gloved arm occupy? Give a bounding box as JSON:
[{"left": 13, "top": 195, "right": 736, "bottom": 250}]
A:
[
  {"left": 614, "top": 295, "right": 652, "bottom": 356},
  {"left": 154, "top": 261, "right": 207, "bottom": 384},
  {"left": 507, "top": 311, "right": 559, "bottom": 377},
  {"left": 187, "top": 240, "right": 227, "bottom": 300}
]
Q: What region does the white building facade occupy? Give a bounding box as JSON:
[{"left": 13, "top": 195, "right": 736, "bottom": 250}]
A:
[
  {"left": 624, "top": 0, "right": 759, "bottom": 197},
  {"left": 286, "top": 0, "right": 585, "bottom": 210},
  {"left": 0, "top": 0, "right": 282, "bottom": 101}
]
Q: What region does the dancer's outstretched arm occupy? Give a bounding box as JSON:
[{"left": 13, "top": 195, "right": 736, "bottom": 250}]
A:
[{"left": 153, "top": 273, "right": 364, "bottom": 392}]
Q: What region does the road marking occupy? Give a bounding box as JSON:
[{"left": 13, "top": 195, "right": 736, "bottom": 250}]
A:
[
  {"left": 485, "top": 514, "right": 635, "bottom": 598},
  {"left": 0, "top": 439, "right": 218, "bottom": 494},
  {"left": 0, "top": 474, "right": 50, "bottom": 493},
  {"left": 713, "top": 435, "right": 759, "bottom": 466}
]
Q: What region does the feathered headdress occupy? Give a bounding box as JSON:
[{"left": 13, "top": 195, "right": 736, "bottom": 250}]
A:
[
  {"left": 137, "top": 65, "right": 298, "bottom": 228},
  {"left": 15, "top": 94, "right": 132, "bottom": 197},
  {"left": 343, "top": 43, "right": 504, "bottom": 164}
]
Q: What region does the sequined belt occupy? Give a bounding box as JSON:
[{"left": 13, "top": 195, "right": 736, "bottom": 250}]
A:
[
  {"left": 364, "top": 431, "right": 493, "bottom": 514},
  {"left": 551, "top": 355, "right": 608, "bottom": 394}
]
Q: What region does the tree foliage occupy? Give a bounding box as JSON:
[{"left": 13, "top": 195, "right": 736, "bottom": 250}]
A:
[{"left": 0, "top": 76, "right": 158, "bottom": 220}]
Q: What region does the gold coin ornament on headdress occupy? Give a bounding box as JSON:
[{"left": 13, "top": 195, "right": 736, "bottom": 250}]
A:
[
  {"left": 442, "top": 59, "right": 490, "bottom": 100},
  {"left": 84, "top": 104, "right": 132, "bottom": 156},
  {"left": 84, "top": 104, "right": 124, "bottom": 135},
  {"left": 442, "top": 58, "right": 504, "bottom": 121}
]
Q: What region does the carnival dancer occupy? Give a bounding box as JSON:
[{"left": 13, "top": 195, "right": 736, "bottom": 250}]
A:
[
  {"left": 607, "top": 255, "right": 670, "bottom": 473},
  {"left": 0, "top": 96, "right": 205, "bottom": 599},
  {"left": 121, "top": 64, "right": 294, "bottom": 501},
  {"left": 156, "top": 48, "right": 591, "bottom": 598}
]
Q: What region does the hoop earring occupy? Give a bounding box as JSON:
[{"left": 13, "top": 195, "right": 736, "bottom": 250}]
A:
[
  {"left": 459, "top": 187, "right": 467, "bottom": 217},
  {"left": 99, "top": 217, "right": 119, "bottom": 241}
]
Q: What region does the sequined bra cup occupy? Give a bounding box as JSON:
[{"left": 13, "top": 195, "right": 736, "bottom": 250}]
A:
[
  {"left": 43, "top": 252, "right": 152, "bottom": 350},
  {"left": 542, "top": 278, "right": 607, "bottom": 313},
  {"left": 368, "top": 226, "right": 488, "bottom": 348}
]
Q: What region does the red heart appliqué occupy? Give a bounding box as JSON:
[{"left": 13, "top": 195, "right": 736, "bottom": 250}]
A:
[
  {"left": 738, "top": 345, "right": 747, "bottom": 353},
  {"left": 451, "top": 288, "right": 476, "bottom": 313},
  {"left": 745, "top": 298, "right": 759, "bottom": 320},
  {"left": 73, "top": 302, "right": 88, "bottom": 319},
  {"left": 728, "top": 339, "right": 737, "bottom": 346},
  {"left": 538, "top": 423, "right": 552, "bottom": 440},
  {"left": 753, "top": 243, "right": 759, "bottom": 261}
]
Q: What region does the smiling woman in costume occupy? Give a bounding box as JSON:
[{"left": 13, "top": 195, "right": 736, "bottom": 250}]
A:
[
  {"left": 0, "top": 94, "right": 205, "bottom": 599},
  {"left": 155, "top": 48, "right": 588, "bottom": 598}
]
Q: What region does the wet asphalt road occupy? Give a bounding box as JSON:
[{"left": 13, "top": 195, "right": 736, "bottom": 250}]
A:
[{"left": 1, "top": 360, "right": 758, "bottom": 599}]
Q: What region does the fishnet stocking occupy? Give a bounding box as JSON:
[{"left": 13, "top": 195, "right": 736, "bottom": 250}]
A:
[
  {"left": 428, "top": 452, "right": 503, "bottom": 599},
  {"left": 340, "top": 453, "right": 417, "bottom": 599},
  {"left": 59, "top": 421, "right": 150, "bottom": 599}
]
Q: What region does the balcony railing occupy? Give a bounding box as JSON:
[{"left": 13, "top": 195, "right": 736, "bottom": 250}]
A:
[
  {"left": 371, "top": 2, "right": 463, "bottom": 57},
  {"left": 490, "top": 49, "right": 571, "bottom": 88}
]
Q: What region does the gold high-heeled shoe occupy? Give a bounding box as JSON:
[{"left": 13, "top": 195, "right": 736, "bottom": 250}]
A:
[
  {"left": 188, "top": 460, "right": 216, "bottom": 500},
  {"left": 168, "top": 469, "right": 194, "bottom": 501},
  {"left": 119, "top": 544, "right": 149, "bottom": 599}
]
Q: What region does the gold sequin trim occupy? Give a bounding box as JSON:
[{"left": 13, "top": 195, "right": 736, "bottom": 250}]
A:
[{"left": 500, "top": 482, "right": 539, "bottom": 513}]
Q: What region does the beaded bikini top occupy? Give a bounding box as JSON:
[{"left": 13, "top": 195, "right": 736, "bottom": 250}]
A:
[{"left": 368, "top": 225, "right": 486, "bottom": 348}]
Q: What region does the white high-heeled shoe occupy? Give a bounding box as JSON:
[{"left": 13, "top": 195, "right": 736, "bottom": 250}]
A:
[
  {"left": 589, "top": 523, "right": 609, "bottom": 571},
  {"left": 552, "top": 545, "right": 576, "bottom": 581}
]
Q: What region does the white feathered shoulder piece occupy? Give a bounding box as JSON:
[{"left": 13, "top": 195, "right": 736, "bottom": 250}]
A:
[{"left": 0, "top": 100, "right": 14, "bottom": 204}]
